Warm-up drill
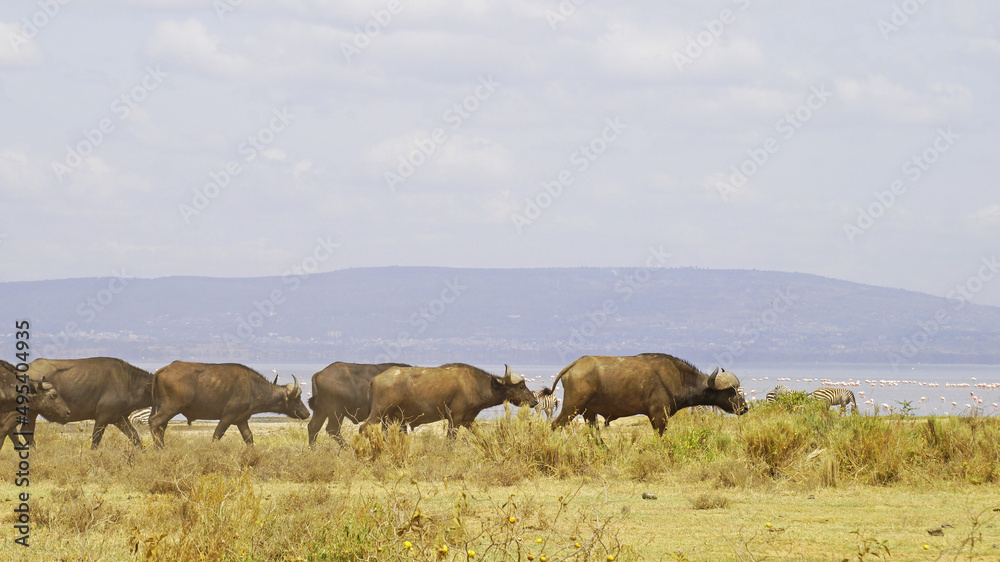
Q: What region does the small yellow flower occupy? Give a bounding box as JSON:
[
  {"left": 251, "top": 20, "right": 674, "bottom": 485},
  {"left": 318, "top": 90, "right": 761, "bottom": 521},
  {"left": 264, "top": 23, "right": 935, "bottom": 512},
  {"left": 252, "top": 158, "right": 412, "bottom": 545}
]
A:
[
  {"left": 468, "top": 549, "right": 476, "bottom": 558},
  {"left": 527, "top": 556, "right": 535, "bottom": 561},
  {"left": 574, "top": 542, "right": 581, "bottom": 548},
  {"left": 440, "top": 545, "right": 449, "bottom": 553},
  {"left": 509, "top": 516, "right": 517, "bottom": 523},
  {"left": 540, "top": 557, "right": 547, "bottom": 562},
  {"left": 570, "top": 535, "right": 577, "bottom": 540},
  {"left": 922, "top": 545, "right": 930, "bottom": 550},
  {"left": 607, "top": 556, "right": 615, "bottom": 561},
  {"left": 377, "top": 546, "right": 383, "bottom": 552},
  {"left": 536, "top": 538, "right": 543, "bottom": 544},
  {"left": 765, "top": 522, "right": 772, "bottom": 528},
  {"left": 404, "top": 541, "right": 412, "bottom": 548}
]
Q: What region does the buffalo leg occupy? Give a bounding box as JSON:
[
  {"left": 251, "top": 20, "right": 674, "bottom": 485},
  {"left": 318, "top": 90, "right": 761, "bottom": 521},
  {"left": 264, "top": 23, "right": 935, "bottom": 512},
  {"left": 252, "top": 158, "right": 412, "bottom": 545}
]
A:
[
  {"left": 649, "top": 412, "right": 668, "bottom": 436},
  {"left": 0, "top": 411, "right": 20, "bottom": 450},
  {"left": 328, "top": 415, "right": 346, "bottom": 444},
  {"left": 18, "top": 414, "right": 38, "bottom": 447},
  {"left": 90, "top": 423, "right": 109, "bottom": 449},
  {"left": 212, "top": 420, "right": 233, "bottom": 441},
  {"left": 444, "top": 410, "right": 457, "bottom": 438},
  {"left": 581, "top": 411, "right": 608, "bottom": 446},
  {"left": 148, "top": 409, "right": 176, "bottom": 447},
  {"left": 306, "top": 409, "right": 328, "bottom": 447},
  {"left": 327, "top": 410, "right": 348, "bottom": 445},
  {"left": 235, "top": 420, "right": 254, "bottom": 445},
  {"left": 357, "top": 411, "right": 380, "bottom": 436},
  {"left": 113, "top": 418, "right": 142, "bottom": 447},
  {"left": 551, "top": 402, "right": 583, "bottom": 430}
]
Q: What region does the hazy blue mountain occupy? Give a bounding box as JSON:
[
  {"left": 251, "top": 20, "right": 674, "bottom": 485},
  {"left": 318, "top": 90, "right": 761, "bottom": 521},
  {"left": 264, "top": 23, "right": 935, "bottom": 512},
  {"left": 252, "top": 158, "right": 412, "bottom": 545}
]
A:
[{"left": 2, "top": 267, "right": 998, "bottom": 368}]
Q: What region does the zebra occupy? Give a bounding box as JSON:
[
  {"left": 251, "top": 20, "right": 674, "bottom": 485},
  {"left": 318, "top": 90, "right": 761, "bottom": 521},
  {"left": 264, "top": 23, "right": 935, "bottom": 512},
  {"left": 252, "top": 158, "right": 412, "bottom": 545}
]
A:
[
  {"left": 765, "top": 385, "right": 793, "bottom": 402},
  {"left": 809, "top": 387, "right": 857, "bottom": 413},
  {"left": 533, "top": 389, "right": 560, "bottom": 420},
  {"left": 128, "top": 407, "right": 152, "bottom": 430}
]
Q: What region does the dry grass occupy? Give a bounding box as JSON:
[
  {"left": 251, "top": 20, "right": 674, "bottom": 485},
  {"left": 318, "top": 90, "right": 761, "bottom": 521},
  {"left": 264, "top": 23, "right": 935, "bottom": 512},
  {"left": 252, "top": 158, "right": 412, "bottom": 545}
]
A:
[{"left": 0, "top": 408, "right": 999, "bottom": 560}]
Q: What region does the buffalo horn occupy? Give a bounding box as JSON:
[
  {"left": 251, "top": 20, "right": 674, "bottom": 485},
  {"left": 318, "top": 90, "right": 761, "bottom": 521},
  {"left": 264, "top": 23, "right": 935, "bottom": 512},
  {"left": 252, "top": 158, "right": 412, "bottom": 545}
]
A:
[
  {"left": 502, "top": 364, "right": 524, "bottom": 385},
  {"left": 284, "top": 375, "right": 301, "bottom": 399},
  {"left": 273, "top": 373, "right": 279, "bottom": 385},
  {"left": 710, "top": 370, "right": 740, "bottom": 390}
]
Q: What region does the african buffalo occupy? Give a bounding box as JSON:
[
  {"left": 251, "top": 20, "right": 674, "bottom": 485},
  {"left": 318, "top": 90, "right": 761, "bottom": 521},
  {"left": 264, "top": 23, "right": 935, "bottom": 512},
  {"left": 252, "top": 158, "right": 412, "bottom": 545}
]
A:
[
  {"left": 550, "top": 354, "right": 747, "bottom": 435},
  {"left": 22, "top": 357, "right": 153, "bottom": 448},
  {"left": 0, "top": 360, "right": 71, "bottom": 449},
  {"left": 306, "top": 361, "right": 410, "bottom": 446},
  {"left": 149, "top": 361, "right": 310, "bottom": 446},
  {"left": 359, "top": 363, "right": 538, "bottom": 437}
]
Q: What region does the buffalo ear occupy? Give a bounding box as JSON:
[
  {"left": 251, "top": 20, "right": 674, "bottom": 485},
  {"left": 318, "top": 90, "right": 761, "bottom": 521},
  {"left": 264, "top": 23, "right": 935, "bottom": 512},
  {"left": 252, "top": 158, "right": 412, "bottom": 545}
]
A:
[{"left": 41, "top": 381, "right": 54, "bottom": 390}]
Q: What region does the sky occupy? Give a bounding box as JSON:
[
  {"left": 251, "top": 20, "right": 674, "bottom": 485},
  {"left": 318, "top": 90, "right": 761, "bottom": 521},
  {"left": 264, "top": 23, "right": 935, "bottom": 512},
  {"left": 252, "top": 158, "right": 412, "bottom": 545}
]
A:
[{"left": 1, "top": 0, "right": 999, "bottom": 306}]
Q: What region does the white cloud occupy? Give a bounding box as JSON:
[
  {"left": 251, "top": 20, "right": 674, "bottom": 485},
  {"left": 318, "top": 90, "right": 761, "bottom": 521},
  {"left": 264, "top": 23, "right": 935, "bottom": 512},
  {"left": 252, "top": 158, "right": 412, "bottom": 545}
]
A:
[
  {"left": 834, "top": 75, "right": 973, "bottom": 124},
  {"left": 0, "top": 21, "right": 44, "bottom": 66},
  {"left": 968, "top": 37, "right": 1000, "bottom": 58},
  {"left": 967, "top": 204, "right": 1000, "bottom": 226},
  {"left": 146, "top": 19, "right": 251, "bottom": 77},
  {"left": 593, "top": 21, "right": 677, "bottom": 81},
  {"left": 263, "top": 148, "right": 287, "bottom": 162}
]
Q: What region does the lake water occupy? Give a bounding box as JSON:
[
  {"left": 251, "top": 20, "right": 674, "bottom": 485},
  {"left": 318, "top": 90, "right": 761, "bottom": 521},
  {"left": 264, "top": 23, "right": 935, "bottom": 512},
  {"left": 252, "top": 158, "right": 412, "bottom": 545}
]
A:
[{"left": 137, "top": 362, "right": 1000, "bottom": 420}]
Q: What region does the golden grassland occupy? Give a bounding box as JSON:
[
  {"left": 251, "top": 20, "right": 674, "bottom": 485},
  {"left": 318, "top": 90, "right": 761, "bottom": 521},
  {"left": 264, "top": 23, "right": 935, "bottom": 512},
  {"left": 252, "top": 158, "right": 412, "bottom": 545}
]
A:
[{"left": 1, "top": 398, "right": 999, "bottom": 561}]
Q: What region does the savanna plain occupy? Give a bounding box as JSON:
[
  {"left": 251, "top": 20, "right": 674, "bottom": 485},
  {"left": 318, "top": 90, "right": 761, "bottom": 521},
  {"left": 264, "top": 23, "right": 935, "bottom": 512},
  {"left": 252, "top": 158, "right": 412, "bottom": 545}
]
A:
[{"left": 2, "top": 396, "right": 998, "bottom": 561}]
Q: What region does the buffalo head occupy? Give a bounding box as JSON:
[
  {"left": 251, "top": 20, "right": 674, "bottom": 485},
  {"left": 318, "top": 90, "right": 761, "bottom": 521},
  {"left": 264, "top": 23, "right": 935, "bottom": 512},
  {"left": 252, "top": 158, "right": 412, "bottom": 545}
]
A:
[
  {"left": 277, "top": 375, "right": 311, "bottom": 420},
  {"left": 707, "top": 367, "right": 748, "bottom": 414},
  {"left": 34, "top": 379, "right": 72, "bottom": 422},
  {"left": 496, "top": 364, "right": 538, "bottom": 408}
]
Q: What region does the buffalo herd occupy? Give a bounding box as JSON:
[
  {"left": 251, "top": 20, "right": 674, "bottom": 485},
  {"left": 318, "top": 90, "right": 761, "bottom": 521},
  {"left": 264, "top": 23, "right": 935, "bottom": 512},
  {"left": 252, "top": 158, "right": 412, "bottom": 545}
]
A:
[{"left": 0, "top": 353, "right": 748, "bottom": 449}]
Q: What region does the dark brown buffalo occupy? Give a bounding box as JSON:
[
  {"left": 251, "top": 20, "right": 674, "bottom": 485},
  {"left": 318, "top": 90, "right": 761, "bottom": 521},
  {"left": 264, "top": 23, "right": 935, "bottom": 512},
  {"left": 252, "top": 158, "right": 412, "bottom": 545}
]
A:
[
  {"left": 0, "top": 360, "right": 71, "bottom": 449},
  {"left": 550, "top": 354, "right": 748, "bottom": 435},
  {"left": 21, "top": 357, "right": 152, "bottom": 448},
  {"left": 149, "top": 361, "right": 310, "bottom": 446},
  {"left": 307, "top": 361, "right": 409, "bottom": 446},
  {"left": 359, "top": 364, "right": 538, "bottom": 437}
]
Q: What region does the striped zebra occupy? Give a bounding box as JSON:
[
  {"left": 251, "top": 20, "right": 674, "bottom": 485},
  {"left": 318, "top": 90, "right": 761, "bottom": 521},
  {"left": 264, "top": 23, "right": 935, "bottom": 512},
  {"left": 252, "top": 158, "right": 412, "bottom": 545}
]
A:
[
  {"left": 533, "top": 389, "right": 560, "bottom": 420},
  {"left": 809, "top": 387, "right": 857, "bottom": 413},
  {"left": 128, "top": 407, "right": 152, "bottom": 429},
  {"left": 765, "top": 385, "right": 793, "bottom": 402}
]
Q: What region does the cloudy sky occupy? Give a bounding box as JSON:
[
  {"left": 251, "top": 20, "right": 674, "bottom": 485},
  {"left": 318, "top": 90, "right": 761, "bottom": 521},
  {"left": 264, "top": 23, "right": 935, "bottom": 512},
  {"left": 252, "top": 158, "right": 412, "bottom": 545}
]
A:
[{"left": 2, "top": 0, "right": 999, "bottom": 306}]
